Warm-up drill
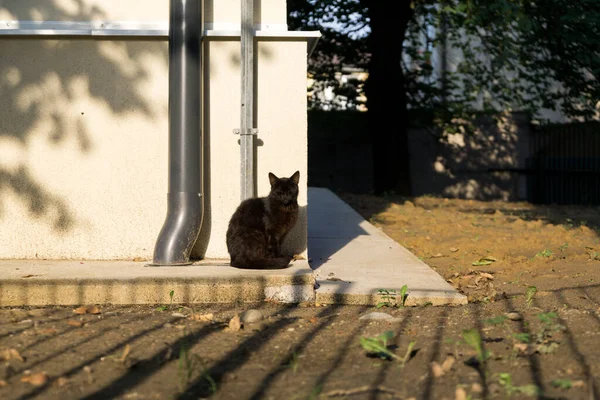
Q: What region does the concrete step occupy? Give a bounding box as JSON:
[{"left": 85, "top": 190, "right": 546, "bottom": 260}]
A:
[
  {"left": 0, "top": 259, "right": 315, "bottom": 306},
  {"left": 308, "top": 188, "right": 467, "bottom": 306}
]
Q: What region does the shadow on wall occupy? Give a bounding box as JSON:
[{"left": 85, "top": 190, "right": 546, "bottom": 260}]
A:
[
  {"left": 308, "top": 111, "right": 530, "bottom": 200},
  {"left": 409, "top": 112, "right": 530, "bottom": 201},
  {"left": 0, "top": 1, "right": 168, "bottom": 232}
]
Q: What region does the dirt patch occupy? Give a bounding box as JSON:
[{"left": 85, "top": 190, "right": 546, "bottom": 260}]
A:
[
  {"left": 342, "top": 193, "right": 600, "bottom": 303},
  {"left": 0, "top": 195, "right": 599, "bottom": 399}
]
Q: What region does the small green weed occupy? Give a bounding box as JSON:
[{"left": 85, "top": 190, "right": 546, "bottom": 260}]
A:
[
  {"left": 399, "top": 340, "right": 417, "bottom": 368},
  {"left": 462, "top": 328, "right": 490, "bottom": 362},
  {"left": 376, "top": 289, "right": 397, "bottom": 308},
  {"left": 156, "top": 289, "right": 176, "bottom": 311},
  {"left": 525, "top": 286, "right": 537, "bottom": 307},
  {"left": 360, "top": 331, "right": 399, "bottom": 360},
  {"left": 512, "top": 333, "right": 531, "bottom": 343},
  {"left": 177, "top": 330, "right": 216, "bottom": 394},
  {"left": 286, "top": 351, "right": 299, "bottom": 374},
  {"left": 551, "top": 379, "right": 572, "bottom": 390},
  {"left": 536, "top": 249, "right": 553, "bottom": 258},
  {"left": 399, "top": 284, "right": 409, "bottom": 306},
  {"left": 585, "top": 247, "right": 600, "bottom": 261},
  {"left": 498, "top": 373, "right": 541, "bottom": 397},
  {"left": 559, "top": 242, "right": 569, "bottom": 252},
  {"left": 376, "top": 285, "right": 409, "bottom": 308},
  {"left": 484, "top": 315, "right": 508, "bottom": 326},
  {"left": 308, "top": 384, "right": 323, "bottom": 400}
]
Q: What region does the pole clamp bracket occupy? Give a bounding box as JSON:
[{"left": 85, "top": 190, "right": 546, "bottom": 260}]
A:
[{"left": 233, "top": 128, "right": 258, "bottom": 136}]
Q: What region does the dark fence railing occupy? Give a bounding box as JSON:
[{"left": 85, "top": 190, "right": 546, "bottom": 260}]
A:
[{"left": 526, "top": 121, "right": 600, "bottom": 205}]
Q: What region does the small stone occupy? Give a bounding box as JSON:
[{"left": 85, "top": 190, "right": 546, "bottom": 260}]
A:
[
  {"left": 240, "top": 309, "right": 263, "bottom": 324},
  {"left": 505, "top": 312, "right": 523, "bottom": 321},
  {"left": 163, "top": 323, "right": 173, "bottom": 329},
  {"left": 171, "top": 313, "right": 185, "bottom": 318},
  {"left": 287, "top": 328, "right": 295, "bottom": 332},
  {"left": 228, "top": 314, "right": 242, "bottom": 331},
  {"left": 431, "top": 362, "right": 444, "bottom": 378},
  {"left": 455, "top": 387, "right": 467, "bottom": 400},
  {"left": 359, "top": 312, "right": 403, "bottom": 322}
]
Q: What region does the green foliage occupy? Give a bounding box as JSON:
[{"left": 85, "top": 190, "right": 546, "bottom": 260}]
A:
[
  {"left": 462, "top": 328, "right": 491, "bottom": 362},
  {"left": 525, "top": 285, "right": 538, "bottom": 307},
  {"left": 513, "top": 333, "right": 530, "bottom": 343},
  {"left": 551, "top": 379, "right": 573, "bottom": 390},
  {"left": 360, "top": 331, "right": 399, "bottom": 360},
  {"left": 376, "top": 285, "right": 409, "bottom": 308},
  {"left": 536, "top": 249, "right": 553, "bottom": 258},
  {"left": 498, "top": 373, "right": 541, "bottom": 397},
  {"left": 289, "top": 0, "right": 600, "bottom": 122},
  {"left": 484, "top": 315, "right": 508, "bottom": 326}
]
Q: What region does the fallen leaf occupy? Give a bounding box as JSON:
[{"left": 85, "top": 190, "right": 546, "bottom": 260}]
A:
[
  {"left": 450, "top": 247, "right": 459, "bottom": 252},
  {"left": 441, "top": 356, "right": 455, "bottom": 372},
  {"left": 87, "top": 306, "right": 101, "bottom": 315},
  {"left": 189, "top": 313, "right": 213, "bottom": 322},
  {"left": 431, "top": 253, "right": 444, "bottom": 258},
  {"left": 472, "top": 259, "right": 493, "bottom": 266},
  {"left": 479, "top": 272, "right": 494, "bottom": 280},
  {"left": 0, "top": 380, "right": 7, "bottom": 387},
  {"left": 309, "top": 317, "right": 318, "bottom": 324},
  {"left": 118, "top": 345, "right": 131, "bottom": 363},
  {"left": 133, "top": 257, "right": 144, "bottom": 262},
  {"left": 513, "top": 343, "right": 529, "bottom": 354},
  {"left": 73, "top": 306, "right": 88, "bottom": 315},
  {"left": 228, "top": 314, "right": 242, "bottom": 331},
  {"left": 21, "top": 372, "right": 48, "bottom": 387},
  {"left": 1, "top": 348, "right": 24, "bottom": 362},
  {"left": 292, "top": 254, "right": 306, "bottom": 260},
  {"left": 67, "top": 320, "right": 84, "bottom": 328},
  {"left": 21, "top": 275, "right": 39, "bottom": 279},
  {"left": 571, "top": 380, "right": 586, "bottom": 388},
  {"left": 481, "top": 256, "right": 497, "bottom": 262},
  {"left": 171, "top": 312, "right": 186, "bottom": 318}
]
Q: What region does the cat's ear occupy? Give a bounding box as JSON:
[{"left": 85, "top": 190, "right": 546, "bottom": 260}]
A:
[
  {"left": 291, "top": 171, "right": 300, "bottom": 184},
  {"left": 268, "top": 172, "right": 278, "bottom": 186}
]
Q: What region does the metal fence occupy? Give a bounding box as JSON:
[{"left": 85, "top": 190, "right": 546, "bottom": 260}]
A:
[{"left": 526, "top": 121, "right": 600, "bottom": 205}]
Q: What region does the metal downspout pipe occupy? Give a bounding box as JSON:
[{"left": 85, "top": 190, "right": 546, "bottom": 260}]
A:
[{"left": 151, "top": 0, "right": 203, "bottom": 266}]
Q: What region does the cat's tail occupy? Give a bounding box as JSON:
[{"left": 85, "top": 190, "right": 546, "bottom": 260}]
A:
[{"left": 231, "top": 256, "right": 292, "bottom": 270}]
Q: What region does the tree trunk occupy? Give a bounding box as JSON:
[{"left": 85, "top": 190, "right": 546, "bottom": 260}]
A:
[{"left": 363, "top": 1, "right": 413, "bottom": 195}]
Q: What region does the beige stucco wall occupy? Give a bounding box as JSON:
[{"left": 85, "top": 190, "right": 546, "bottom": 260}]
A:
[
  {"left": 0, "top": 0, "right": 308, "bottom": 260},
  {"left": 0, "top": 0, "right": 287, "bottom": 27}
]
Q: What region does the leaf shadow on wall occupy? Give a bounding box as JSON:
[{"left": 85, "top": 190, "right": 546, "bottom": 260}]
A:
[{"left": 0, "top": 1, "right": 168, "bottom": 233}]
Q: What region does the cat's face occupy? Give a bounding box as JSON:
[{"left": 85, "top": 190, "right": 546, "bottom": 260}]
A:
[{"left": 268, "top": 171, "right": 300, "bottom": 204}]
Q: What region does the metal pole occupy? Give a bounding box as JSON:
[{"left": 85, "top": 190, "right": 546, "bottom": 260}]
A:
[
  {"left": 240, "top": 0, "right": 256, "bottom": 200},
  {"left": 151, "top": 0, "right": 203, "bottom": 266}
]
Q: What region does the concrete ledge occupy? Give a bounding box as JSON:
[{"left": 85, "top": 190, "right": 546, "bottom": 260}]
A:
[
  {"left": 308, "top": 188, "right": 468, "bottom": 306},
  {"left": 0, "top": 260, "right": 314, "bottom": 306}
]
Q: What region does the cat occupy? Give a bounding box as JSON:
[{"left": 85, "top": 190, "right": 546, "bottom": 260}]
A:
[{"left": 226, "top": 171, "right": 300, "bottom": 269}]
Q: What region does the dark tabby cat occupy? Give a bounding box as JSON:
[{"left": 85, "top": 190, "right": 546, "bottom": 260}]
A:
[{"left": 226, "top": 171, "right": 300, "bottom": 269}]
